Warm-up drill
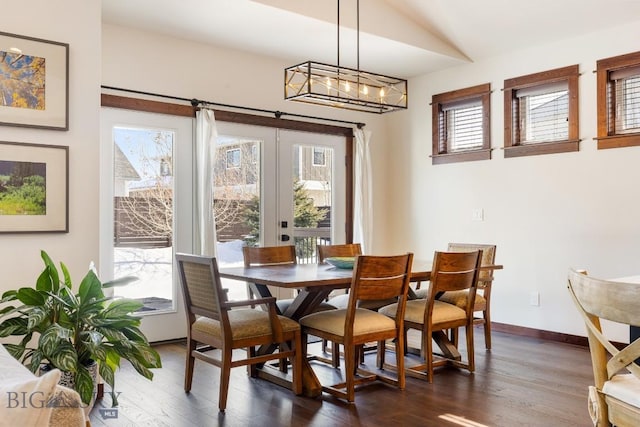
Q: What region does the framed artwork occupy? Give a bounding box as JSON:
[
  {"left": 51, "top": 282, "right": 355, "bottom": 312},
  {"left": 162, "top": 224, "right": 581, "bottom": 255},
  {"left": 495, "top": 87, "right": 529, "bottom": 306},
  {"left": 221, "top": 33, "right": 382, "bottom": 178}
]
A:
[
  {"left": 0, "top": 32, "right": 69, "bottom": 130},
  {"left": 0, "top": 141, "right": 68, "bottom": 233}
]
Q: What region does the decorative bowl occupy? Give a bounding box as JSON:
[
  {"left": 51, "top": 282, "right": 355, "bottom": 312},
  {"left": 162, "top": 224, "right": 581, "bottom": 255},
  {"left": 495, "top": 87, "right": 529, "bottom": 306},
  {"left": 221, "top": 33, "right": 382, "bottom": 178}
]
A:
[{"left": 324, "top": 256, "right": 355, "bottom": 269}]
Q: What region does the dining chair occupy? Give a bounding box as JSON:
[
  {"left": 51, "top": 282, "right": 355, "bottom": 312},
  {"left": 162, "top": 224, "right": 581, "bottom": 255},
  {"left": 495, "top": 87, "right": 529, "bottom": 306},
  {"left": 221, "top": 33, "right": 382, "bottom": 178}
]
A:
[
  {"left": 300, "top": 253, "right": 413, "bottom": 403},
  {"left": 317, "top": 243, "right": 362, "bottom": 366},
  {"left": 414, "top": 243, "right": 497, "bottom": 349},
  {"left": 567, "top": 268, "right": 640, "bottom": 427},
  {"left": 175, "top": 253, "right": 303, "bottom": 412},
  {"left": 243, "top": 245, "right": 336, "bottom": 370},
  {"left": 380, "top": 250, "right": 481, "bottom": 383}
]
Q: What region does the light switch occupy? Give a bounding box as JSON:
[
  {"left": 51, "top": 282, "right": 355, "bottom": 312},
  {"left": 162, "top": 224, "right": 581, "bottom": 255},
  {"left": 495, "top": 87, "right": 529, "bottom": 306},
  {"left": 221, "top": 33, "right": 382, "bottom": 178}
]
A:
[{"left": 472, "top": 208, "right": 484, "bottom": 221}]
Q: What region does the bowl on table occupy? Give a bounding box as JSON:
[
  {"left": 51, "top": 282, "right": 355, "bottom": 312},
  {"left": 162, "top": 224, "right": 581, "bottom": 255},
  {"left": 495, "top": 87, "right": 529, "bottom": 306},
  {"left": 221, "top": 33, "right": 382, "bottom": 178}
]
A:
[{"left": 324, "top": 256, "right": 355, "bottom": 269}]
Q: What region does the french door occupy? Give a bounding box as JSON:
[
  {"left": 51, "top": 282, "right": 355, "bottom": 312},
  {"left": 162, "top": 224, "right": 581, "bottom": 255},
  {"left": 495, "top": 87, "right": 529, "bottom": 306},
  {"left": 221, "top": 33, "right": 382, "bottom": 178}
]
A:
[
  {"left": 100, "top": 108, "right": 192, "bottom": 342},
  {"left": 214, "top": 122, "right": 347, "bottom": 301}
]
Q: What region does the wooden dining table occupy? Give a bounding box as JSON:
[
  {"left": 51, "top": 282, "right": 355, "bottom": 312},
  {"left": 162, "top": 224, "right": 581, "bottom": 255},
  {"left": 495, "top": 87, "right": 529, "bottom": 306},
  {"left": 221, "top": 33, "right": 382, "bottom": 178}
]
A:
[{"left": 218, "top": 260, "right": 502, "bottom": 397}]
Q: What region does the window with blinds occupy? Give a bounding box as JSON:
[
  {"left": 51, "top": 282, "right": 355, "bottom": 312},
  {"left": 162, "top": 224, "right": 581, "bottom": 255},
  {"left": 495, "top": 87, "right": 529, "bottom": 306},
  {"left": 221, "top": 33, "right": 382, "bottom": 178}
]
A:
[
  {"left": 611, "top": 67, "right": 640, "bottom": 135},
  {"left": 597, "top": 51, "right": 640, "bottom": 149},
  {"left": 504, "top": 65, "right": 579, "bottom": 158},
  {"left": 431, "top": 83, "right": 491, "bottom": 165}
]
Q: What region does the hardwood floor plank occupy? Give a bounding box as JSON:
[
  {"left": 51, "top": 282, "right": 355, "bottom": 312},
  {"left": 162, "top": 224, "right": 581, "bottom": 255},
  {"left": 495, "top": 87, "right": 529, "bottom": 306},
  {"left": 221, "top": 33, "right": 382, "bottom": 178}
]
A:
[{"left": 90, "top": 330, "right": 593, "bottom": 426}]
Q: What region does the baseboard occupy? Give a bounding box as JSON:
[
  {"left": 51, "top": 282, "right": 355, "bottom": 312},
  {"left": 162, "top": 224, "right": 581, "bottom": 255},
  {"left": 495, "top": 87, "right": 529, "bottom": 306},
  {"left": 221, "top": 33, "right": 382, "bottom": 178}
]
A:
[{"left": 490, "top": 322, "right": 589, "bottom": 347}]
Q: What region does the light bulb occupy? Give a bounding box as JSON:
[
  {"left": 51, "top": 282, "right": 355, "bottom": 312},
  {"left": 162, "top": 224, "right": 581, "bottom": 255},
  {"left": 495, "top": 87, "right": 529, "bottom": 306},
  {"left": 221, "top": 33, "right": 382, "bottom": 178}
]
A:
[
  {"left": 362, "top": 85, "right": 369, "bottom": 95},
  {"left": 344, "top": 81, "right": 351, "bottom": 92},
  {"left": 326, "top": 77, "right": 332, "bottom": 87},
  {"left": 379, "top": 88, "right": 385, "bottom": 98}
]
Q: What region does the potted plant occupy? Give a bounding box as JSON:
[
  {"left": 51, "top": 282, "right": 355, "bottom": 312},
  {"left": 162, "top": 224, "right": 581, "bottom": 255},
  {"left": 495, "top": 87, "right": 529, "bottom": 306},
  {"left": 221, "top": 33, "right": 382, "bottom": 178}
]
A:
[{"left": 0, "top": 250, "right": 162, "bottom": 406}]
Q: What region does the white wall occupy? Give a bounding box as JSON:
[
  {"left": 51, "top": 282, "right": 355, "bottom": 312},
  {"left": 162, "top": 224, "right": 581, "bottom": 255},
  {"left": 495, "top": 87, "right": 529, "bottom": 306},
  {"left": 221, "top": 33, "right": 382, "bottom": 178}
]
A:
[
  {"left": 386, "top": 20, "right": 640, "bottom": 342},
  {"left": 2, "top": 1, "right": 101, "bottom": 293}
]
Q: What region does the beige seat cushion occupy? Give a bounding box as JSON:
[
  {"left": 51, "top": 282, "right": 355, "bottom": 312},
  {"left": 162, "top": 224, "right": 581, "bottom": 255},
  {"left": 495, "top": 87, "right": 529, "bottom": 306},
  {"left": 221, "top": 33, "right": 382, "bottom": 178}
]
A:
[
  {"left": 193, "top": 309, "right": 300, "bottom": 340},
  {"left": 379, "top": 299, "right": 466, "bottom": 325},
  {"left": 300, "top": 308, "right": 396, "bottom": 337},
  {"left": 277, "top": 299, "right": 336, "bottom": 313},
  {"left": 328, "top": 293, "right": 398, "bottom": 311},
  {"left": 413, "top": 289, "right": 485, "bottom": 309},
  {"left": 603, "top": 374, "right": 640, "bottom": 408}
]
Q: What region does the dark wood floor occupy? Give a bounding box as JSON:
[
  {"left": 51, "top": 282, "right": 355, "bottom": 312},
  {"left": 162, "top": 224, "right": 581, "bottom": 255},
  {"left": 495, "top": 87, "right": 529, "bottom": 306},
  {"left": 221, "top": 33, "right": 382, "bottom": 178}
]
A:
[{"left": 90, "top": 329, "right": 594, "bottom": 426}]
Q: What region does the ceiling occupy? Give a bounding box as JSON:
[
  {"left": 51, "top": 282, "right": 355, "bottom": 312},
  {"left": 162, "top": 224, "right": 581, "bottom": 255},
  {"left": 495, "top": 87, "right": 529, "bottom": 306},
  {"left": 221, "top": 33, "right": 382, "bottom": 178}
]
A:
[{"left": 102, "top": 0, "right": 640, "bottom": 78}]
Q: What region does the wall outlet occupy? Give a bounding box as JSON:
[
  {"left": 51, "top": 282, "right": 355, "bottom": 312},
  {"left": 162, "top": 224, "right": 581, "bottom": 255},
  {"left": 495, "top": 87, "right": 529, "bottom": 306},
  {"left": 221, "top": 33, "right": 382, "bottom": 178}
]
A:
[
  {"left": 472, "top": 208, "right": 484, "bottom": 221},
  {"left": 529, "top": 291, "right": 540, "bottom": 306}
]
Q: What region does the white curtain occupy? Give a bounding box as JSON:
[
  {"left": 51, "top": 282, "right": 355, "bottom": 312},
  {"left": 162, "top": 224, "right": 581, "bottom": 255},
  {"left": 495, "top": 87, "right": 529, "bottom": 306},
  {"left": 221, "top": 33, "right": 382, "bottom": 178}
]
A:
[
  {"left": 194, "top": 109, "right": 217, "bottom": 256},
  {"left": 354, "top": 128, "right": 372, "bottom": 253}
]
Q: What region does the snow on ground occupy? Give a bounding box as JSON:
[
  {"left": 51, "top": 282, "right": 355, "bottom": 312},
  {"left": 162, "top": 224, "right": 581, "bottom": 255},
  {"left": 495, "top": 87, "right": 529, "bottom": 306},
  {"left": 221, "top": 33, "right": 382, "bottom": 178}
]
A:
[{"left": 114, "top": 240, "right": 247, "bottom": 303}]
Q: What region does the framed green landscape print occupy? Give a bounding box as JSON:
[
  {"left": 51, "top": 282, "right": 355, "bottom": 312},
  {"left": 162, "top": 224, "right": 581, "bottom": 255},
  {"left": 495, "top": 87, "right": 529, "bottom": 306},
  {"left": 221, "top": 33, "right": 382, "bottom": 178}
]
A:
[
  {"left": 0, "top": 31, "right": 69, "bottom": 130},
  {"left": 0, "top": 141, "right": 68, "bottom": 233}
]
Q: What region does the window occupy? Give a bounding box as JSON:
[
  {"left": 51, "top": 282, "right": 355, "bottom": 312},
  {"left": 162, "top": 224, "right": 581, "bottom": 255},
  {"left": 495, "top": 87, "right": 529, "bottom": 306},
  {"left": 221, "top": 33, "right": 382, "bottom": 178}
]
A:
[
  {"left": 504, "top": 65, "right": 579, "bottom": 158},
  {"left": 596, "top": 51, "right": 640, "bottom": 149},
  {"left": 226, "top": 148, "right": 241, "bottom": 169},
  {"left": 312, "top": 147, "right": 326, "bottom": 166},
  {"left": 431, "top": 83, "right": 491, "bottom": 165}
]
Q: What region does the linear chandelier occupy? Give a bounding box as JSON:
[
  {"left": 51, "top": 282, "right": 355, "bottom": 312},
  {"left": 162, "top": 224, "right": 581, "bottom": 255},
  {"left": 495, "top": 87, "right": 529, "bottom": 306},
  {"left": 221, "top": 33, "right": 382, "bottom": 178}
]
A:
[{"left": 284, "top": 0, "right": 408, "bottom": 114}]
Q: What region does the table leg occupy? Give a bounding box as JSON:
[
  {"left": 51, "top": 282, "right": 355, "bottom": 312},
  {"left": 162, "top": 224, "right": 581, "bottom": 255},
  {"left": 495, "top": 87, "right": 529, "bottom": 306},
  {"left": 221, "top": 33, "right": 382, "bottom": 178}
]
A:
[{"left": 432, "top": 331, "right": 461, "bottom": 361}]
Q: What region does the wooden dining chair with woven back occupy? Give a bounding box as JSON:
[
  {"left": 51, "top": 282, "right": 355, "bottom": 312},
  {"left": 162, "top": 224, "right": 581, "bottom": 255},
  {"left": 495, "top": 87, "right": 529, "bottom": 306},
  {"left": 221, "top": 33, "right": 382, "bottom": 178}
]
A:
[
  {"left": 414, "top": 243, "right": 497, "bottom": 349},
  {"left": 381, "top": 250, "right": 481, "bottom": 383},
  {"left": 300, "top": 253, "right": 413, "bottom": 403},
  {"left": 317, "top": 243, "right": 362, "bottom": 367},
  {"left": 175, "top": 253, "right": 303, "bottom": 412},
  {"left": 567, "top": 268, "right": 640, "bottom": 427}
]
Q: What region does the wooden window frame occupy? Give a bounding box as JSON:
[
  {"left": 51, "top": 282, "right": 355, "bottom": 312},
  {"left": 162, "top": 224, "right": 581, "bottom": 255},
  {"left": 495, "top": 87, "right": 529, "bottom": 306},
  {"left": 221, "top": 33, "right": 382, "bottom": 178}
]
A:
[
  {"left": 431, "top": 83, "right": 491, "bottom": 165},
  {"left": 596, "top": 51, "right": 640, "bottom": 149},
  {"left": 503, "top": 65, "right": 579, "bottom": 158}
]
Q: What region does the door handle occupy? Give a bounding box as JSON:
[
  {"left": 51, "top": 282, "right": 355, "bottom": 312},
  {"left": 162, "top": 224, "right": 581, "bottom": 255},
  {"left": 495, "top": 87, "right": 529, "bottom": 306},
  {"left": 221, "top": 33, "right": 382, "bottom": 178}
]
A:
[{"left": 281, "top": 234, "right": 290, "bottom": 242}]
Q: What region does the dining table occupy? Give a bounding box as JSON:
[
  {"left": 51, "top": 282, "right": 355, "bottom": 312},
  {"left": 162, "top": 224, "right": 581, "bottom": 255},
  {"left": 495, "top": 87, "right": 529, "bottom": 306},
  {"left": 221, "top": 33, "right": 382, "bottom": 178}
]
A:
[{"left": 218, "top": 259, "right": 502, "bottom": 397}]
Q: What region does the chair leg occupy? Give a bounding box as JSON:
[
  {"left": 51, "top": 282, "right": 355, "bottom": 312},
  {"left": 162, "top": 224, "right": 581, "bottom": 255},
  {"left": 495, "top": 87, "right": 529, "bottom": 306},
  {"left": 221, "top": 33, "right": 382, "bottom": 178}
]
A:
[
  {"left": 424, "top": 328, "right": 434, "bottom": 383},
  {"left": 451, "top": 327, "right": 459, "bottom": 348},
  {"left": 466, "top": 324, "right": 475, "bottom": 372},
  {"left": 396, "top": 333, "right": 405, "bottom": 390},
  {"left": 376, "top": 340, "right": 385, "bottom": 369},
  {"left": 332, "top": 342, "right": 341, "bottom": 368},
  {"left": 218, "top": 347, "right": 233, "bottom": 412},
  {"left": 184, "top": 338, "right": 196, "bottom": 392},
  {"left": 483, "top": 310, "right": 492, "bottom": 350},
  {"left": 344, "top": 343, "right": 356, "bottom": 402},
  {"left": 291, "top": 331, "right": 303, "bottom": 395}
]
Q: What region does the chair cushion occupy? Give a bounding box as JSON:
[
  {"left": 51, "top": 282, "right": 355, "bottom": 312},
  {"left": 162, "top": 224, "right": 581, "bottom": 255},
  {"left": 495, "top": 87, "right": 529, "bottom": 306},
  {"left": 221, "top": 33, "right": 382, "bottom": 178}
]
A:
[
  {"left": 603, "top": 373, "right": 640, "bottom": 408},
  {"left": 379, "top": 300, "right": 466, "bottom": 325},
  {"left": 413, "top": 289, "right": 485, "bottom": 310},
  {"left": 328, "top": 293, "right": 398, "bottom": 311},
  {"left": 193, "top": 309, "right": 300, "bottom": 340},
  {"left": 299, "top": 308, "right": 396, "bottom": 337},
  {"left": 277, "top": 299, "right": 336, "bottom": 313}
]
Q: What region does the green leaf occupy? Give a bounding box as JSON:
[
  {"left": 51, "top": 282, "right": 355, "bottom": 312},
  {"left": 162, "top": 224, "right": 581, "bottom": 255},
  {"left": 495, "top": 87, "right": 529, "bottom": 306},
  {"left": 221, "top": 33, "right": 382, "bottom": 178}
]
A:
[
  {"left": 104, "top": 299, "right": 143, "bottom": 317},
  {"left": 16, "top": 288, "right": 45, "bottom": 306},
  {"left": 27, "top": 306, "right": 48, "bottom": 330},
  {"left": 0, "top": 304, "right": 18, "bottom": 317},
  {"left": 126, "top": 354, "right": 154, "bottom": 380},
  {"left": 60, "top": 261, "right": 73, "bottom": 290},
  {"left": 39, "top": 250, "right": 60, "bottom": 292},
  {"left": 133, "top": 345, "right": 162, "bottom": 368},
  {"left": 75, "top": 365, "right": 95, "bottom": 405},
  {"left": 98, "top": 363, "right": 115, "bottom": 391},
  {"left": 3, "top": 343, "right": 25, "bottom": 360},
  {"left": 0, "top": 317, "right": 29, "bottom": 337},
  {"left": 49, "top": 345, "right": 77, "bottom": 372},
  {"left": 39, "top": 324, "right": 71, "bottom": 356},
  {"left": 0, "top": 290, "right": 18, "bottom": 302},
  {"left": 79, "top": 270, "right": 104, "bottom": 303},
  {"left": 102, "top": 276, "right": 138, "bottom": 288},
  {"left": 26, "top": 350, "right": 43, "bottom": 373}
]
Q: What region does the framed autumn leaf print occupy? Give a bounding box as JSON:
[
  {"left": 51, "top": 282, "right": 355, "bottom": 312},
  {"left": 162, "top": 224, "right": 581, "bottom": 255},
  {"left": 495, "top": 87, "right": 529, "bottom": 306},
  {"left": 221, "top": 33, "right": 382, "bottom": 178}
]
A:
[{"left": 0, "top": 32, "right": 69, "bottom": 130}]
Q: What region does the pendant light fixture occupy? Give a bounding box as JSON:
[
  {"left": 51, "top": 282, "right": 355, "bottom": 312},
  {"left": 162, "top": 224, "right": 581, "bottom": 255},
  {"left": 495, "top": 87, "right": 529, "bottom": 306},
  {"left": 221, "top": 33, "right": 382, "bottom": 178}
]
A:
[{"left": 284, "top": 0, "right": 408, "bottom": 114}]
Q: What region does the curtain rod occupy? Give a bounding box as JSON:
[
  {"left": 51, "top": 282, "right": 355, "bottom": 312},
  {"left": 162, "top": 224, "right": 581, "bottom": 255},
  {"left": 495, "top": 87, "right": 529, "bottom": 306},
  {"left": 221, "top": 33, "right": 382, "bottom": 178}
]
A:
[{"left": 100, "top": 85, "right": 366, "bottom": 129}]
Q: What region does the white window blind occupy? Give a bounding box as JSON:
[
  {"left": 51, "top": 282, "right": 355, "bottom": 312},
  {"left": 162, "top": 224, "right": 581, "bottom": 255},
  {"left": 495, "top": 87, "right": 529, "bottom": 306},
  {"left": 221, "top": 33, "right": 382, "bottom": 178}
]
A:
[
  {"left": 517, "top": 83, "right": 569, "bottom": 144},
  {"left": 612, "top": 67, "right": 640, "bottom": 134},
  {"left": 442, "top": 101, "right": 483, "bottom": 152}
]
